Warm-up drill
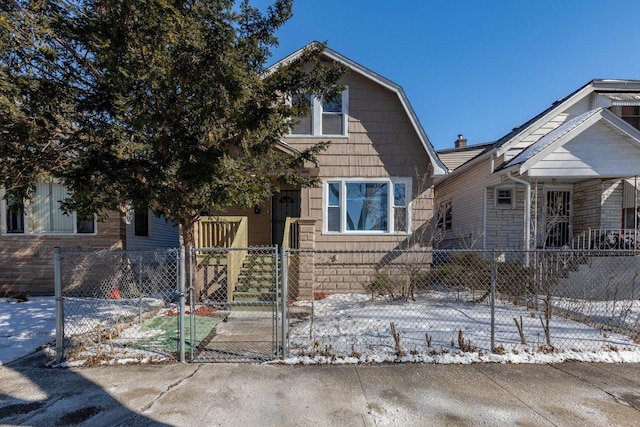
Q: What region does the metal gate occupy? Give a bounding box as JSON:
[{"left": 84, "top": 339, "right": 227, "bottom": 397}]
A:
[{"left": 188, "top": 246, "right": 283, "bottom": 362}]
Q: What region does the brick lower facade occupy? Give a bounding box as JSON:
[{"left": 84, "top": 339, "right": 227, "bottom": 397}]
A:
[{"left": 0, "top": 211, "right": 125, "bottom": 295}]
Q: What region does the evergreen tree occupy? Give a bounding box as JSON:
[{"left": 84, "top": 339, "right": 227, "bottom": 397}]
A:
[{"left": 0, "top": 0, "right": 343, "bottom": 248}]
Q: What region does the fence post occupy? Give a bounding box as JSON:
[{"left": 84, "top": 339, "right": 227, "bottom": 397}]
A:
[
  {"left": 490, "top": 249, "right": 496, "bottom": 352},
  {"left": 280, "top": 246, "right": 288, "bottom": 359},
  {"left": 138, "top": 253, "right": 143, "bottom": 324},
  {"left": 189, "top": 247, "right": 195, "bottom": 361},
  {"left": 178, "top": 246, "right": 186, "bottom": 363},
  {"left": 54, "top": 247, "right": 64, "bottom": 364}
]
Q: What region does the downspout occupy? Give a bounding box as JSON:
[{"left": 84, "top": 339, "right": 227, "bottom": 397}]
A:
[
  {"left": 482, "top": 187, "right": 487, "bottom": 249},
  {"left": 507, "top": 171, "right": 531, "bottom": 266},
  {"left": 635, "top": 176, "right": 638, "bottom": 232}
]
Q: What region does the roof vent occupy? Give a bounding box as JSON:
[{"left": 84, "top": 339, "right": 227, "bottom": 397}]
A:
[{"left": 455, "top": 134, "right": 467, "bottom": 149}]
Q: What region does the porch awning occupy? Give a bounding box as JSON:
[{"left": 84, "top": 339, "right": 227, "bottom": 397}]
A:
[{"left": 624, "top": 178, "right": 640, "bottom": 208}]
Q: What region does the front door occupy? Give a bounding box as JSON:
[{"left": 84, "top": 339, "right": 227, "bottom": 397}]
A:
[
  {"left": 272, "top": 190, "right": 301, "bottom": 247},
  {"left": 545, "top": 189, "right": 572, "bottom": 247}
]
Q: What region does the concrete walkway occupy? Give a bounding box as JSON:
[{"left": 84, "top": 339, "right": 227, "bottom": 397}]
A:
[{"left": 1, "top": 354, "right": 640, "bottom": 426}]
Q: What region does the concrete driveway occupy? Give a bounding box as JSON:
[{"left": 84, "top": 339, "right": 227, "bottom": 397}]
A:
[{"left": 1, "top": 353, "right": 639, "bottom": 426}]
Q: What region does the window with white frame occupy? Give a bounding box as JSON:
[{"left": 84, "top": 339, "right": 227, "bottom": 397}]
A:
[
  {"left": 2, "top": 182, "right": 95, "bottom": 234},
  {"left": 290, "top": 88, "right": 348, "bottom": 136},
  {"left": 324, "top": 178, "right": 411, "bottom": 233},
  {"left": 494, "top": 186, "right": 514, "bottom": 208}
]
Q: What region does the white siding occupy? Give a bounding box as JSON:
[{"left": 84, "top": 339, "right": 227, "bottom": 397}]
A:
[
  {"left": 528, "top": 121, "right": 640, "bottom": 177},
  {"left": 435, "top": 159, "right": 501, "bottom": 248},
  {"left": 125, "top": 212, "right": 180, "bottom": 249}
]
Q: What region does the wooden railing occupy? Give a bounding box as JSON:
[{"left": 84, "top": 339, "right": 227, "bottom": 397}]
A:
[
  {"left": 198, "top": 216, "right": 248, "bottom": 301},
  {"left": 282, "top": 217, "right": 300, "bottom": 250},
  {"left": 198, "top": 216, "right": 247, "bottom": 248},
  {"left": 571, "top": 228, "right": 640, "bottom": 250}
]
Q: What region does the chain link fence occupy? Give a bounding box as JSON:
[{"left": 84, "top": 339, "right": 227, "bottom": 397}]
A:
[
  {"left": 188, "top": 246, "right": 282, "bottom": 362},
  {"left": 55, "top": 248, "right": 184, "bottom": 364},
  {"left": 285, "top": 249, "right": 640, "bottom": 361},
  {"left": 54, "top": 245, "right": 640, "bottom": 364}
]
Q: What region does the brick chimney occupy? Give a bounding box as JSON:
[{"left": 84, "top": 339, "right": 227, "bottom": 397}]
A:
[{"left": 455, "top": 134, "right": 467, "bottom": 149}]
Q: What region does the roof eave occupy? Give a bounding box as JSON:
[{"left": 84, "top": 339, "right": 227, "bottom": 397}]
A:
[
  {"left": 495, "top": 83, "right": 596, "bottom": 157},
  {"left": 268, "top": 43, "right": 449, "bottom": 176}
]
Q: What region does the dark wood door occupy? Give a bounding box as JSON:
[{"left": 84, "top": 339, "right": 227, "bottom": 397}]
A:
[{"left": 272, "top": 190, "right": 301, "bottom": 247}]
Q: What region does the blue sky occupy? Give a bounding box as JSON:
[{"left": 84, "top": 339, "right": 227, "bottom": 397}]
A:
[{"left": 261, "top": 0, "right": 640, "bottom": 150}]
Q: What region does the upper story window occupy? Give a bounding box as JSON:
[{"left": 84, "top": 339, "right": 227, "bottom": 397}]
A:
[
  {"left": 324, "top": 178, "right": 411, "bottom": 234},
  {"left": 2, "top": 182, "right": 96, "bottom": 235},
  {"left": 290, "top": 88, "right": 349, "bottom": 137}
]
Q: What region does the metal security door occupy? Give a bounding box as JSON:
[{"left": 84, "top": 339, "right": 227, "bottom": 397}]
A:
[
  {"left": 272, "top": 190, "right": 301, "bottom": 247},
  {"left": 545, "top": 189, "right": 572, "bottom": 247}
]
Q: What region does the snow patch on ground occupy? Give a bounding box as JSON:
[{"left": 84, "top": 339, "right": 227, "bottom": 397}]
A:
[
  {"left": 284, "top": 292, "right": 640, "bottom": 365},
  {"left": 2, "top": 292, "right": 640, "bottom": 366}
]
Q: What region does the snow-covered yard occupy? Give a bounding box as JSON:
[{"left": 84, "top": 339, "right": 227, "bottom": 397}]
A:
[
  {"left": 3, "top": 291, "right": 640, "bottom": 366},
  {"left": 0, "top": 296, "right": 181, "bottom": 366},
  {"left": 285, "top": 292, "right": 640, "bottom": 364}
]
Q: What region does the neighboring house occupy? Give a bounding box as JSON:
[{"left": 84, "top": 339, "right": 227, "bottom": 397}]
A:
[
  {"left": 199, "top": 43, "right": 447, "bottom": 298},
  {"left": 437, "top": 134, "right": 493, "bottom": 171},
  {"left": 0, "top": 182, "right": 179, "bottom": 294},
  {"left": 435, "top": 79, "right": 640, "bottom": 251},
  {"left": 125, "top": 208, "right": 180, "bottom": 250}
]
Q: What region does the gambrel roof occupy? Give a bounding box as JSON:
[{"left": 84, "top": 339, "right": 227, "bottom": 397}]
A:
[{"left": 268, "top": 42, "right": 448, "bottom": 175}]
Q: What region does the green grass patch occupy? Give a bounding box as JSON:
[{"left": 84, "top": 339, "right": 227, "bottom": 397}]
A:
[{"left": 138, "top": 315, "right": 217, "bottom": 353}]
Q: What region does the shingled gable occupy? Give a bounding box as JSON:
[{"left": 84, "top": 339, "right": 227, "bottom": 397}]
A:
[
  {"left": 501, "top": 107, "right": 640, "bottom": 176},
  {"left": 267, "top": 42, "right": 448, "bottom": 176}
]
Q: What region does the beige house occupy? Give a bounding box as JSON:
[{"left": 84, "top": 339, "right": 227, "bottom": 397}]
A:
[
  {"left": 435, "top": 79, "right": 640, "bottom": 251},
  {"left": 195, "top": 44, "right": 447, "bottom": 300},
  {"left": 2, "top": 44, "right": 447, "bottom": 297},
  {"left": 205, "top": 44, "right": 447, "bottom": 251}
]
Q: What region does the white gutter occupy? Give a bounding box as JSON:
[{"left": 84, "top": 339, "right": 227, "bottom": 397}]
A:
[{"left": 507, "top": 171, "right": 531, "bottom": 265}]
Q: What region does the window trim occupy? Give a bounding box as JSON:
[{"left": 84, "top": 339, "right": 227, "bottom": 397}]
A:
[
  {"left": 322, "top": 177, "right": 412, "bottom": 235},
  {"left": 494, "top": 186, "right": 515, "bottom": 209},
  {"left": 1, "top": 187, "right": 97, "bottom": 236},
  {"left": 437, "top": 200, "right": 452, "bottom": 231},
  {"left": 289, "top": 87, "right": 349, "bottom": 137}
]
